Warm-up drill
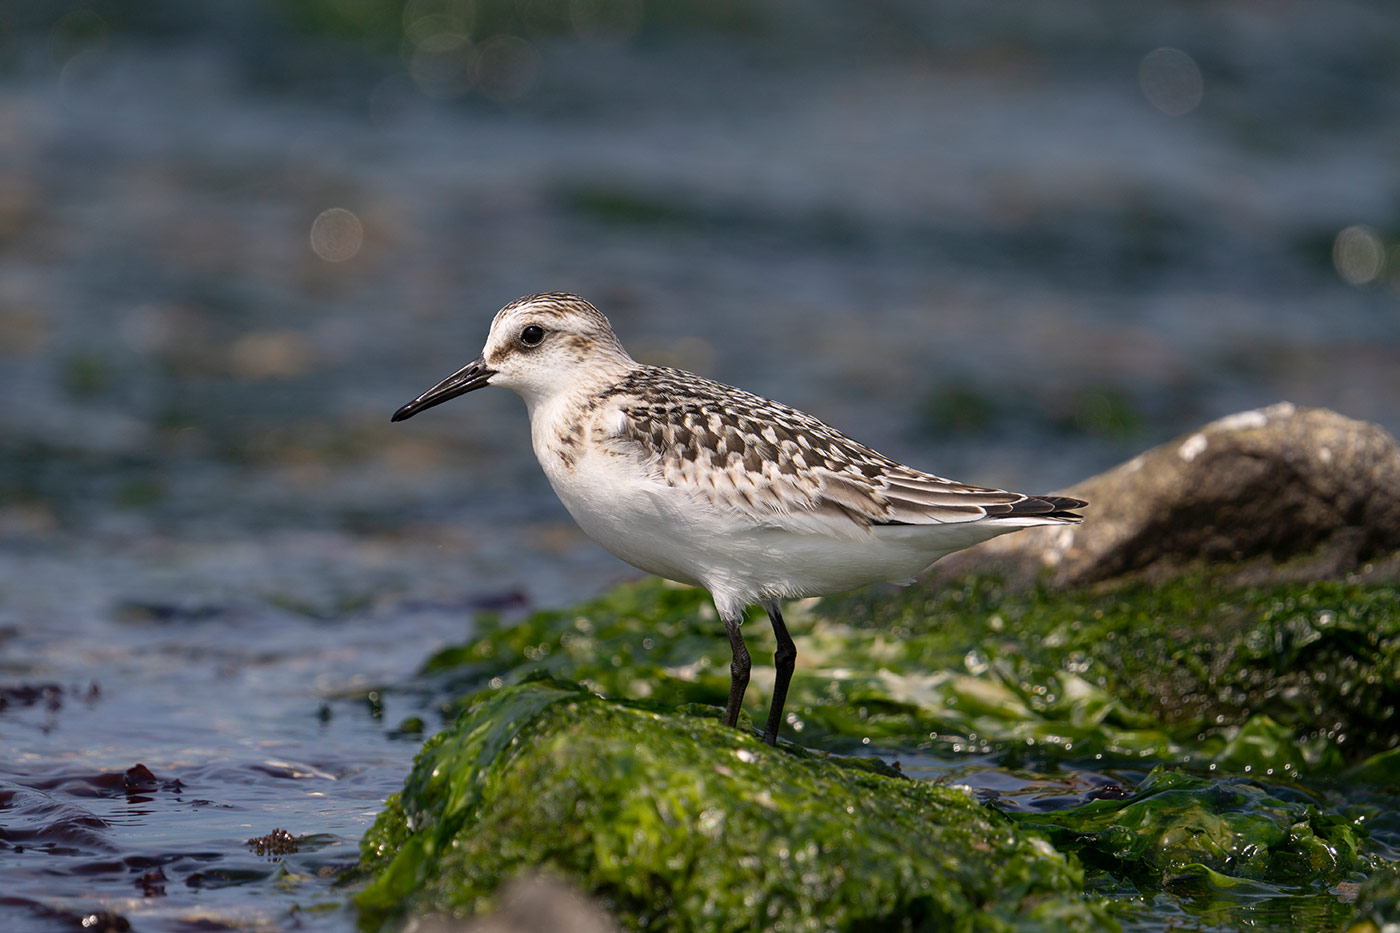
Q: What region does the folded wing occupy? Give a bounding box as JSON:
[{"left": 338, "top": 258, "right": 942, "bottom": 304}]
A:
[{"left": 608, "top": 367, "right": 1085, "bottom": 535}]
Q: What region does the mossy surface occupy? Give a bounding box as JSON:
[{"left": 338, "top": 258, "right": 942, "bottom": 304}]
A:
[
  {"left": 366, "top": 575, "right": 1400, "bottom": 930},
  {"left": 1024, "top": 766, "right": 1368, "bottom": 882},
  {"left": 423, "top": 576, "right": 1400, "bottom": 774},
  {"left": 356, "top": 678, "right": 1115, "bottom": 932},
  {"left": 825, "top": 576, "right": 1400, "bottom": 767}
]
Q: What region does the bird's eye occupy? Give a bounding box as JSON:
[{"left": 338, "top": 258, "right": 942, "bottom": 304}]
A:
[{"left": 520, "top": 325, "right": 545, "bottom": 347}]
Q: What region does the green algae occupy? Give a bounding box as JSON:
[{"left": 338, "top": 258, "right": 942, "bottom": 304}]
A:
[
  {"left": 1011, "top": 767, "right": 1375, "bottom": 887},
  {"left": 382, "top": 575, "right": 1400, "bottom": 930},
  {"left": 422, "top": 575, "right": 1400, "bottom": 774},
  {"left": 422, "top": 580, "right": 732, "bottom": 708},
  {"left": 823, "top": 576, "right": 1400, "bottom": 768},
  {"left": 356, "top": 678, "right": 1115, "bottom": 931}
]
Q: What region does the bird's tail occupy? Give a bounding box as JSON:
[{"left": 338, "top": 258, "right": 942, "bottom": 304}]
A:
[{"left": 1002, "top": 495, "right": 1087, "bottom": 523}]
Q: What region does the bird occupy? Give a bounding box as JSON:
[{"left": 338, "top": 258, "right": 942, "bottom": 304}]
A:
[{"left": 392, "top": 293, "right": 1085, "bottom": 747}]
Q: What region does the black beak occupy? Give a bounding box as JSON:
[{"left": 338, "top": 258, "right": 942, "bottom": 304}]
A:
[{"left": 391, "top": 358, "right": 495, "bottom": 422}]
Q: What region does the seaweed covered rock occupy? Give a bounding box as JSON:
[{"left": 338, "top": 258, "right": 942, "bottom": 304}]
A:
[
  {"left": 379, "top": 545, "right": 1400, "bottom": 929},
  {"left": 933, "top": 404, "right": 1400, "bottom": 587},
  {"left": 427, "top": 576, "right": 1400, "bottom": 770},
  {"left": 1012, "top": 768, "right": 1375, "bottom": 890},
  {"left": 828, "top": 576, "right": 1400, "bottom": 769},
  {"left": 356, "top": 679, "right": 1115, "bottom": 932}
]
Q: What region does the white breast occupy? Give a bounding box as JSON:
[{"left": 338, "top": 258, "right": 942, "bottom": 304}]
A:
[
  {"left": 524, "top": 392, "right": 1025, "bottom": 615},
  {"left": 530, "top": 396, "right": 705, "bottom": 586}
]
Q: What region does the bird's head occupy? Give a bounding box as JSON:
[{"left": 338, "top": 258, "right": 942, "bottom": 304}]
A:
[{"left": 392, "top": 292, "right": 634, "bottom": 421}]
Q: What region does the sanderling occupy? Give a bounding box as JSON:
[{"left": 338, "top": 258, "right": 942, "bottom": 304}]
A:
[{"left": 393, "top": 293, "right": 1086, "bottom": 746}]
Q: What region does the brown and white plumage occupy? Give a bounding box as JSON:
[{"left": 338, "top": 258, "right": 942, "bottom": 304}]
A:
[
  {"left": 392, "top": 292, "right": 1086, "bottom": 745},
  {"left": 601, "top": 365, "right": 1083, "bottom": 535}
]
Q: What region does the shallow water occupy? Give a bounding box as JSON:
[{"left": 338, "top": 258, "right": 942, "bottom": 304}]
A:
[{"left": 2, "top": 2, "right": 1399, "bottom": 928}]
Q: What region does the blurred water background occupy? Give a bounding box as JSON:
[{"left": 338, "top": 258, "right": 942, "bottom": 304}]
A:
[{"left": 1, "top": 1, "right": 1398, "bottom": 929}]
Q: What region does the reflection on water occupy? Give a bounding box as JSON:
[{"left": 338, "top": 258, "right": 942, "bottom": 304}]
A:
[{"left": 1, "top": 1, "right": 1398, "bottom": 929}]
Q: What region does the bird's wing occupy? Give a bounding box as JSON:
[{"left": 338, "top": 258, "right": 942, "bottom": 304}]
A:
[{"left": 604, "top": 367, "right": 1084, "bottom": 535}]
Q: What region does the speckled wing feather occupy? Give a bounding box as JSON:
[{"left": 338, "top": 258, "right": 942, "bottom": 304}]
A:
[{"left": 605, "top": 367, "right": 1084, "bottom": 532}]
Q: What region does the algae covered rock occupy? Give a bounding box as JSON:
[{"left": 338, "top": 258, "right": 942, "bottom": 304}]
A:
[
  {"left": 828, "top": 575, "right": 1400, "bottom": 769},
  {"left": 1012, "top": 767, "right": 1375, "bottom": 889},
  {"left": 432, "top": 574, "right": 1400, "bottom": 771},
  {"left": 933, "top": 404, "right": 1400, "bottom": 587},
  {"left": 383, "top": 576, "right": 1400, "bottom": 929},
  {"left": 356, "top": 678, "right": 1115, "bottom": 931}
]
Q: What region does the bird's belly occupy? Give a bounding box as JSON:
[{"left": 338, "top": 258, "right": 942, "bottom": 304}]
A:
[
  {"left": 538, "top": 441, "right": 1026, "bottom": 605},
  {"left": 698, "top": 525, "right": 951, "bottom": 597},
  {"left": 725, "top": 522, "right": 1016, "bottom": 597},
  {"left": 545, "top": 464, "right": 996, "bottom": 603}
]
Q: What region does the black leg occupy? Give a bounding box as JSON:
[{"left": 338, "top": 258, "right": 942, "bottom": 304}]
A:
[
  {"left": 722, "top": 612, "right": 750, "bottom": 728},
  {"left": 762, "top": 601, "right": 795, "bottom": 746}
]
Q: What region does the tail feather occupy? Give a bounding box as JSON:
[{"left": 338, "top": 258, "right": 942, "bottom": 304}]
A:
[{"left": 1006, "top": 494, "right": 1087, "bottom": 522}]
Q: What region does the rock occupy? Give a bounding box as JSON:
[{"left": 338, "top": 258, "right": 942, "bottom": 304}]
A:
[
  {"left": 354, "top": 679, "right": 1115, "bottom": 931},
  {"left": 1346, "top": 865, "right": 1400, "bottom": 933},
  {"left": 933, "top": 404, "right": 1400, "bottom": 587},
  {"left": 1012, "top": 766, "right": 1374, "bottom": 890},
  {"left": 404, "top": 875, "right": 621, "bottom": 933}
]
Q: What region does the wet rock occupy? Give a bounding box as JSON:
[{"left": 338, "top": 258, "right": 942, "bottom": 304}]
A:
[
  {"left": 403, "top": 875, "right": 620, "bottom": 933},
  {"left": 0, "top": 682, "right": 64, "bottom": 712},
  {"left": 1013, "top": 767, "right": 1376, "bottom": 890},
  {"left": 1347, "top": 866, "right": 1400, "bottom": 933},
  {"left": 355, "top": 679, "right": 1114, "bottom": 931},
  {"left": 19, "top": 764, "right": 185, "bottom": 804},
  {"left": 425, "top": 574, "right": 1400, "bottom": 769},
  {"left": 933, "top": 404, "right": 1400, "bottom": 587},
  {"left": 246, "top": 828, "right": 299, "bottom": 858},
  {"left": 76, "top": 911, "right": 131, "bottom": 932},
  {"left": 134, "top": 866, "right": 168, "bottom": 897}
]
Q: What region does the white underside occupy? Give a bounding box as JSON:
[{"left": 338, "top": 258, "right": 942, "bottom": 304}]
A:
[{"left": 533, "top": 412, "right": 1054, "bottom": 620}]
